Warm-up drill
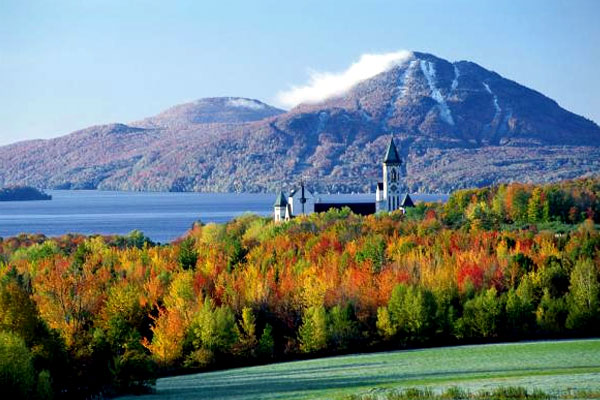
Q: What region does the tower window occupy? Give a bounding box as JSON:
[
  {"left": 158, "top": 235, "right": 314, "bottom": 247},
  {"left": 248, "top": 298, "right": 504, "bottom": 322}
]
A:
[{"left": 391, "top": 169, "right": 397, "bottom": 182}]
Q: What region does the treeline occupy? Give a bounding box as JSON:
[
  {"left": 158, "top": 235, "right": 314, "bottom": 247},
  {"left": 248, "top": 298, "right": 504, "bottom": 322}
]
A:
[
  {"left": 443, "top": 176, "right": 599, "bottom": 229},
  {"left": 0, "top": 177, "right": 599, "bottom": 398},
  {"left": 0, "top": 186, "right": 52, "bottom": 201}
]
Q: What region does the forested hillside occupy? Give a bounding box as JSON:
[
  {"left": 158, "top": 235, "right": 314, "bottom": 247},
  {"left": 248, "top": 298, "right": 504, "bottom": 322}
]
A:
[
  {"left": 0, "top": 177, "right": 599, "bottom": 398},
  {"left": 1, "top": 52, "right": 599, "bottom": 193}
]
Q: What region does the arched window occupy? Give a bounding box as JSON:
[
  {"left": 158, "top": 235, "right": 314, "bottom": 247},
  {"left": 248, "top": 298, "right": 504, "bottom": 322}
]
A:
[{"left": 391, "top": 169, "right": 397, "bottom": 182}]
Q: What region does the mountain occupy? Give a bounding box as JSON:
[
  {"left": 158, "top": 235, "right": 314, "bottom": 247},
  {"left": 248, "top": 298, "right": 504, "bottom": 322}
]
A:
[
  {"left": 1, "top": 53, "right": 599, "bottom": 193},
  {"left": 296, "top": 52, "right": 599, "bottom": 146},
  {"left": 133, "top": 97, "right": 285, "bottom": 128}
]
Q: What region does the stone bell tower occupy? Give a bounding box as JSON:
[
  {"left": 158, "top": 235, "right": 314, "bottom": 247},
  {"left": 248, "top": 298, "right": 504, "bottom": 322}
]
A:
[{"left": 382, "top": 138, "right": 402, "bottom": 212}]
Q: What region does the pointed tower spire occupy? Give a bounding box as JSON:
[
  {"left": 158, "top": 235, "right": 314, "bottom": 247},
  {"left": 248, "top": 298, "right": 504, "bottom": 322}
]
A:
[
  {"left": 383, "top": 137, "right": 401, "bottom": 165},
  {"left": 273, "top": 190, "right": 288, "bottom": 222},
  {"left": 299, "top": 179, "right": 307, "bottom": 214},
  {"left": 273, "top": 191, "right": 288, "bottom": 207}
]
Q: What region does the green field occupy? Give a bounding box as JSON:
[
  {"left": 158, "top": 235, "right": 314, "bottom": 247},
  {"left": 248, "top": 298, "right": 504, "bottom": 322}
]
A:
[{"left": 119, "top": 339, "right": 600, "bottom": 400}]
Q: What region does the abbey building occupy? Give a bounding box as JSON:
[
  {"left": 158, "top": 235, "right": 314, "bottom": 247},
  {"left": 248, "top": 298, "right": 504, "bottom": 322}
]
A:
[{"left": 274, "top": 138, "right": 414, "bottom": 222}]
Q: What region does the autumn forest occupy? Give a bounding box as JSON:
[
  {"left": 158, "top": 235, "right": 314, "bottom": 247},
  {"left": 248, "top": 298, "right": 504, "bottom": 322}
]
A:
[{"left": 1, "top": 177, "right": 599, "bottom": 399}]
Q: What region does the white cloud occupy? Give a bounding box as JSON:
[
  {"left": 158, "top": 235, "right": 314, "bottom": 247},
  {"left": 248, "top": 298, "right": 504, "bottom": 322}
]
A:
[
  {"left": 227, "top": 98, "right": 265, "bottom": 110},
  {"left": 276, "top": 50, "right": 413, "bottom": 108}
]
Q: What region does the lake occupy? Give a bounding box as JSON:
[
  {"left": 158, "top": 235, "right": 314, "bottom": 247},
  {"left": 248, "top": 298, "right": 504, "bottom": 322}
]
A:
[{"left": 0, "top": 190, "right": 448, "bottom": 243}]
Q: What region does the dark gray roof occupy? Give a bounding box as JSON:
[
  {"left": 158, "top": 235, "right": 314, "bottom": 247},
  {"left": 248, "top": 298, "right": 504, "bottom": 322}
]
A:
[
  {"left": 274, "top": 191, "right": 287, "bottom": 207},
  {"left": 290, "top": 185, "right": 313, "bottom": 198},
  {"left": 400, "top": 193, "right": 415, "bottom": 207},
  {"left": 383, "top": 138, "right": 401, "bottom": 164}
]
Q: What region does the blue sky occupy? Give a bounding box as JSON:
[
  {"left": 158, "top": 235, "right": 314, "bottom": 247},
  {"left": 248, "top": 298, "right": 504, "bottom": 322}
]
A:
[{"left": 1, "top": 0, "right": 599, "bottom": 145}]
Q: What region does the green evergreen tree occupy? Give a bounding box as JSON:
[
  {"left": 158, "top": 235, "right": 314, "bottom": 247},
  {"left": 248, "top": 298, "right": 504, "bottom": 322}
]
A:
[
  {"left": 355, "top": 234, "right": 386, "bottom": 273},
  {"left": 299, "top": 305, "right": 328, "bottom": 353},
  {"left": 257, "top": 324, "right": 275, "bottom": 360},
  {"left": 178, "top": 237, "right": 198, "bottom": 270},
  {"left": 235, "top": 307, "right": 257, "bottom": 358},
  {"left": 327, "top": 305, "right": 358, "bottom": 351}
]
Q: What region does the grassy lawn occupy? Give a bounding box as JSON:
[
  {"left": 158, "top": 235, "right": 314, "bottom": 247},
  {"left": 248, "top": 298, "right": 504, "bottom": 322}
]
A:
[{"left": 119, "top": 339, "right": 600, "bottom": 400}]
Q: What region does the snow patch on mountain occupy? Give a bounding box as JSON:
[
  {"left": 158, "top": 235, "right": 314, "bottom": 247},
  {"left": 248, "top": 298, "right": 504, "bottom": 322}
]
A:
[
  {"left": 227, "top": 98, "right": 266, "bottom": 110},
  {"left": 382, "top": 60, "right": 418, "bottom": 129},
  {"left": 420, "top": 60, "right": 455, "bottom": 125},
  {"left": 451, "top": 65, "right": 460, "bottom": 91},
  {"left": 400, "top": 60, "right": 419, "bottom": 98},
  {"left": 483, "top": 82, "right": 501, "bottom": 120}
]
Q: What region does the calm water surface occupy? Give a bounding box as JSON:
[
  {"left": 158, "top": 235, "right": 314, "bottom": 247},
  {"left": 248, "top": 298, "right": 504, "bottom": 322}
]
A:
[{"left": 0, "top": 190, "right": 447, "bottom": 243}]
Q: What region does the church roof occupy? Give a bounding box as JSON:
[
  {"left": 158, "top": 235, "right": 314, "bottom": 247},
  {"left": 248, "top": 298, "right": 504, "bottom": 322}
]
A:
[
  {"left": 400, "top": 193, "right": 415, "bottom": 207},
  {"left": 274, "top": 191, "right": 288, "bottom": 207},
  {"left": 383, "top": 138, "right": 401, "bottom": 164},
  {"left": 289, "top": 183, "right": 313, "bottom": 198}
]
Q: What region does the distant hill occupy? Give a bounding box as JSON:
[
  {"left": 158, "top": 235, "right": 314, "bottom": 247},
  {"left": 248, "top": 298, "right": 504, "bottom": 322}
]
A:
[
  {"left": 133, "top": 97, "right": 285, "bottom": 128},
  {"left": 0, "top": 53, "right": 599, "bottom": 193},
  {"left": 0, "top": 186, "right": 51, "bottom": 201}
]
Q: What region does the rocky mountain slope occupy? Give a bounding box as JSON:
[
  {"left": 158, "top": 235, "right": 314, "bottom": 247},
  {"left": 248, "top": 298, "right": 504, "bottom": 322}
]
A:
[{"left": 1, "top": 53, "right": 599, "bottom": 193}]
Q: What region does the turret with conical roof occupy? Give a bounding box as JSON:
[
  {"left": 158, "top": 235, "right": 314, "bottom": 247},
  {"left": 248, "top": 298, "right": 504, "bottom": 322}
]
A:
[
  {"left": 400, "top": 193, "right": 415, "bottom": 208},
  {"left": 273, "top": 190, "right": 288, "bottom": 222},
  {"left": 274, "top": 191, "right": 288, "bottom": 207}
]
